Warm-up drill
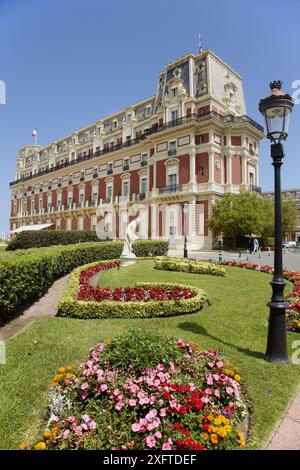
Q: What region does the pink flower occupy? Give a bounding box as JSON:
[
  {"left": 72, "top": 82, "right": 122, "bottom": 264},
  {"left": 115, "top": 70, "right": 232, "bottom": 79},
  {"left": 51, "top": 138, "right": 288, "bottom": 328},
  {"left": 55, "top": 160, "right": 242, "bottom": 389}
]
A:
[
  {"left": 82, "top": 414, "right": 90, "bottom": 423},
  {"left": 100, "top": 384, "right": 108, "bottom": 392},
  {"left": 81, "top": 383, "right": 88, "bottom": 390},
  {"left": 159, "top": 409, "right": 166, "bottom": 417},
  {"left": 115, "top": 401, "right": 124, "bottom": 411},
  {"left": 155, "top": 431, "right": 162, "bottom": 439},
  {"left": 216, "top": 361, "right": 223, "bottom": 369},
  {"left": 63, "top": 429, "right": 70, "bottom": 438},
  {"left": 74, "top": 426, "right": 82, "bottom": 436},
  {"left": 67, "top": 416, "right": 76, "bottom": 423},
  {"left": 129, "top": 399, "right": 137, "bottom": 407},
  {"left": 162, "top": 442, "right": 172, "bottom": 450},
  {"left": 177, "top": 340, "right": 186, "bottom": 347},
  {"left": 226, "top": 386, "right": 234, "bottom": 395},
  {"left": 145, "top": 436, "right": 156, "bottom": 448},
  {"left": 156, "top": 364, "right": 164, "bottom": 372},
  {"left": 89, "top": 421, "right": 97, "bottom": 430},
  {"left": 140, "top": 396, "right": 150, "bottom": 405},
  {"left": 214, "top": 389, "right": 221, "bottom": 398},
  {"left": 219, "top": 374, "right": 228, "bottom": 383},
  {"left": 81, "top": 423, "right": 88, "bottom": 431},
  {"left": 205, "top": 388, "right": 212, "bottom": 395},
  {"left": 206, "top": 374, "right": 213, "bottom": 385},
  {"left": 131, "top": 423, "right": 141, "bottom": 432}
]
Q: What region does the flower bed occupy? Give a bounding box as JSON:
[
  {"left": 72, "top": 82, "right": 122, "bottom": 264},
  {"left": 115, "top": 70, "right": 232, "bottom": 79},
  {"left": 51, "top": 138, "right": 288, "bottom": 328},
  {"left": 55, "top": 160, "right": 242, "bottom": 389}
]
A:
[
  {"left": 201, "top": 259, "right": 300, "bottom": 333},
  {"left": 154, "top": 257, "right": 226, "bottom": 277},
  {"left": 21, "top": 331, "right": 247, "bottom": 450},
  {"left": 58, "top": 260, "right": 209, "bottom": 319}
]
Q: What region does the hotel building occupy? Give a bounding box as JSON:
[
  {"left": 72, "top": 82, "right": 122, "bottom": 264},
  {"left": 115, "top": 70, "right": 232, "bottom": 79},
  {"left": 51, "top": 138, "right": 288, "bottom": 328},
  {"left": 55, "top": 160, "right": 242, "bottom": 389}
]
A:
[{"left": 10, "top": 49, "right": 264, "bottom": 250}]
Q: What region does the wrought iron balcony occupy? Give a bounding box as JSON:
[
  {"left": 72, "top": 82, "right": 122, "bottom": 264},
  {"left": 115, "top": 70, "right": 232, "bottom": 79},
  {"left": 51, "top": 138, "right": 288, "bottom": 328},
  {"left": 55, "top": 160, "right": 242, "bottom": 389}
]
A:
[
  {"left": 141, "top": 160, "right": 148, "bottom": 167},
  {"left": 159, "top": 184, "right": 182, "bottom": 194},
  {"left": 168, "top": 149, "right": 177, "bottom": 156},
  {"left": 136, "top": 192, "right": 146, "bottom": 201},
  {"left": 123, "top": 164, "right": 129, "bottom": 171},
  {"left": 10, "top": 112, "right": 264, "bottom": 187},
  {"left": 107, "top": 169, "right": 113, "bottom": 175},
  {"left": 102, "top": 197, "right": 113, "bottom": 204}
]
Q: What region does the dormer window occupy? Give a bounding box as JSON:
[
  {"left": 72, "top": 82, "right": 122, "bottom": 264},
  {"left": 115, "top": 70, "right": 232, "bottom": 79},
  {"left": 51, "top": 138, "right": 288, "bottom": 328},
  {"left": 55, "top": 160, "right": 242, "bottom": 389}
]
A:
[
  {"left": 127, "top": 113, "right": 132, "bottom": 122},
  {"left": 172, "top": 88, "right": 178, "bottom": 97},
  {"left": 113, "top": 120, "right": 118, "bottom": 129}
]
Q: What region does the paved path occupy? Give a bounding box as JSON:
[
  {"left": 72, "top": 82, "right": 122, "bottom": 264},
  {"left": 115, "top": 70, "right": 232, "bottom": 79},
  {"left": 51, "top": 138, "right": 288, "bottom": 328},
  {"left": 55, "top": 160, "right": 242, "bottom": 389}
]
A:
[
  {"left": 192, "top": 250, "right": 300, "bottom": 271},
  {"left": 0, "top": 274, "right": 69, "bottom": 341},
  {"left": 266, "top": 386, "right": 300, "bottom": 450}
]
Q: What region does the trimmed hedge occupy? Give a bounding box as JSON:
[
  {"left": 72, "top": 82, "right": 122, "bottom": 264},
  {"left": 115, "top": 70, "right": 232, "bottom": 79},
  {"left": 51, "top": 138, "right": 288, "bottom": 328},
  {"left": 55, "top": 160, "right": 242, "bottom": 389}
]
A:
[
  {"left": 0, "top": 240, "right": 170, "bottom": 323},
  {"left": 58, "top": 260, "right": 209, "bottom": 319},
  {"left": 154, "top": 257, "right": 226, "bottom": 276},
  {"left": 132, "top": 240, "right": 169, "bottom": 257},
  {"left": 6, "top": 230, "right": 104, "bottom": 251}
]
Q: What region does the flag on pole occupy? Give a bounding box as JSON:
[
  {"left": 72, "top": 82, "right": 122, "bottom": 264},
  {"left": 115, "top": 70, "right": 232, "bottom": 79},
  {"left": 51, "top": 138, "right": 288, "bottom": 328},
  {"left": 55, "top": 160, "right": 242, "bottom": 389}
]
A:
[
  {"left": 32, "top": 128, "right": 38, "bottom": 144},
  {"left": 198, "top": 33, "right": 203, "bottom": 54}
]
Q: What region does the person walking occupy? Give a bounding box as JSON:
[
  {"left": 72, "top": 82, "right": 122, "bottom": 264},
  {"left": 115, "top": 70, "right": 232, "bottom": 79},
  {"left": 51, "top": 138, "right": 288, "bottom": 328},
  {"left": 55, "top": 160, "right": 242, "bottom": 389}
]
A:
[{"left": 252, "top": 237, "right": 259, "bottom": 254}]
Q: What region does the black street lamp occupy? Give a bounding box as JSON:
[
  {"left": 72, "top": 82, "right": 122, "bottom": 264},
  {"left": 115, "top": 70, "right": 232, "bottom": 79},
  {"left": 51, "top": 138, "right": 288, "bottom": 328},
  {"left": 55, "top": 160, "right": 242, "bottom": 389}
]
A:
[{"left": 259, "top": 81, "right": 294, "bottom": 363}]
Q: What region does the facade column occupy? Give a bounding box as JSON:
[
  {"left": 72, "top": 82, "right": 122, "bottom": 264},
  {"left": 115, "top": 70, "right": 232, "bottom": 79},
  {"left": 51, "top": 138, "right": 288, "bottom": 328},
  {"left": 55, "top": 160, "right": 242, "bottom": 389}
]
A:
[
  {"left": 208, "top": 151, "right": 214, "bottom": 183},
  {"left": 226, "top": 152, "right": 232, "bottom": 185},
  {"left": 189, "top": 147, "right": 196, "bottom": 186},
  {"left": 241, "top": 151, "right": 248, "bottom": 186},
  {"left": 151, "top": 203, "right": 157, "bottom": 239},
  {"left": 188, "top": 198, "right": 197, "bottom": 240}
]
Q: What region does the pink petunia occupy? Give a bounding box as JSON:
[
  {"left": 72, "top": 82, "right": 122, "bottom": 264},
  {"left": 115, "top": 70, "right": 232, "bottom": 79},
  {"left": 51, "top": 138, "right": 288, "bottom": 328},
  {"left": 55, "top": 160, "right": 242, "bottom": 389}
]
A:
[
  {"left": 162, "top": 442, "right": 172, "bottom": 450},
  {"left": 115, "top": 401, "right": 124, "bottom": 411},
  {"left": 131, "top": 423, "right": 141, "bottom": 432},
  {"left": 129, "top": 399, "right": 137, "bottom": 407},
  {"left": 145, "top": 436, "right": 156, "bottom": 448}
]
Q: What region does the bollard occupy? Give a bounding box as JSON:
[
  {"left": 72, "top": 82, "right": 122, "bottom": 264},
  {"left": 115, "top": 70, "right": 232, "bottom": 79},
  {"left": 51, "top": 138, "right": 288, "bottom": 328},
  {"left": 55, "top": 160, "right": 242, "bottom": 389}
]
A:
[
  {"left": 218, "top": 251, "right": 223, "bottom": 262},
  {"left": 239, "top": 250, "right": 242, "bottom": 259},
  {"left": 246, "top": 249, "right": 249, "bottom": 261},
  {"left": 268, "top": 247, "right": 271, "bottom": 257}
]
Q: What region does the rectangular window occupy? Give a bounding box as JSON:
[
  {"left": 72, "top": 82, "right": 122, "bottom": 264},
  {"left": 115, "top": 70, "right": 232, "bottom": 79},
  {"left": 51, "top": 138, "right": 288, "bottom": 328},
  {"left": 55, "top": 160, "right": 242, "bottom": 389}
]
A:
[
  {"left": 249, "top": 172, "right": 254, "bottom": 187},
  {"left": 123, "top": 158, "right": 129, "bottom": 171},
  {"left": 172, "top": 88, "right": 177, "bottom": 97},
  {"left": 107, "top": 185, "right": 113, "bottom": 199},
  {"left": 107, "top": 163, "right": 113, "bottom": 175},
  {"left": 141, "top": 177, "right": 147, "bottom": 194},
  {"left": 168, "top": 173, "right": 177, "bottom": 188},
  {"left": 168, "top": 141, "right": 177, "bottom": 156},
  {"left": 122, "top": 181, "right": 129, "bottom": 197},
  {"left": 171, "top": 109, "right": 178, "bottom": 122},
  {"left": 199, "top": 166, "right": 205, "bottom": 177},
  {"left": 79, "top": 189, "right": 84, "bottom": 203}
]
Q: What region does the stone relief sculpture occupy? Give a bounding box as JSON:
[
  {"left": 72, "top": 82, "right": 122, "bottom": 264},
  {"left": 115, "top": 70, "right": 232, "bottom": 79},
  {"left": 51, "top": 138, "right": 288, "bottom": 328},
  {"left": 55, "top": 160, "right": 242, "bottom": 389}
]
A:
[{"left": 194, "top": 59, "right": 207, "bottom": 98}]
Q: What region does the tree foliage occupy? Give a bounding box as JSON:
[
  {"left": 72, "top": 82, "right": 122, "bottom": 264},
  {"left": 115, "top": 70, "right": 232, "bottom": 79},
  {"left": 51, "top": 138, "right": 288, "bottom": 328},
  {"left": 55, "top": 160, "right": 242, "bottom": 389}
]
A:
[{"left": 208, "top": 191, "right": 297, "bottom": 241}]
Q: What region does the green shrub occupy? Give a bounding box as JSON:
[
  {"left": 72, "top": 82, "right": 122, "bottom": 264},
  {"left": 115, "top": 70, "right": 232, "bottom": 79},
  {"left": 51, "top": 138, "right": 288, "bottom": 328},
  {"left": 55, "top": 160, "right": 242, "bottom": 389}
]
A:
[
  {"left": 57, "top": 260, "right": 209, "bottom": 319},
  {"left": 154, "top": 257, "right": 226, "bottom": 276},
  {"left": 6, "top": 230, "right": 103, "bottom": 251},
  {"left": 101, "top": 329, "right": 181, "bottom": 373},
  {"left": 0, "top": 242, "right": 123, "bottom": 322},
  {"left": 132, "top": 240, "right": 169, "bottom": 257}
]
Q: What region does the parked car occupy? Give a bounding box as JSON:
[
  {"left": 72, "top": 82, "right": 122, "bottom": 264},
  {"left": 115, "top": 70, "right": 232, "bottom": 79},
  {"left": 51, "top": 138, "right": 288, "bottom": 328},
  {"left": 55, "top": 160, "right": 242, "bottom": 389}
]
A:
[{"left": 282, "top": 241, "right": 296, "bottom": 248}]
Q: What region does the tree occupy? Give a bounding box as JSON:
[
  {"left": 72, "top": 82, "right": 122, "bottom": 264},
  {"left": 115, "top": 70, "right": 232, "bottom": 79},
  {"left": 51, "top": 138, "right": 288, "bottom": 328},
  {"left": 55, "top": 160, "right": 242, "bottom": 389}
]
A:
[
  {"left": 208, "top": 191, "right": 265, "bottom": 242},
  {"left": 208, "top": 191, "right": 298, "bottom": 245}
]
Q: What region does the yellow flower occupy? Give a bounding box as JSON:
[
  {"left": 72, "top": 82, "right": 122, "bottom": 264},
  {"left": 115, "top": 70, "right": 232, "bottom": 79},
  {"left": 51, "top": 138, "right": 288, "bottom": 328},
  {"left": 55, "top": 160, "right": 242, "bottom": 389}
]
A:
[
  {"left": 224, "top": 369, "right": 234, "bottom": 376},
  {"left": 35, "top": 441, "right": 46, "bottom": 450},
  {"left": 58, "top": 367, "right": 65, "bottom": 374},
  {"left": 234, "top": 374, "right": 241, "bottom": 382},
  {"left": 211, "top": 434, "right": 219, "bottom": 445},
  {"left": 224, "top": 424, "right": 233, "bottom": 433},
  {"left": 207, "top": 415, "right": 214, "bottom": 422},
  {"left": 103, "top": 337, "right": 111, "bottom": 344},
  {"left": 43, "top": 431, "right": 52, "bottom": 440},
  {"left": 217, "top": 427, "right": 227, "bottom": 438},
  {"left": 66, "top": 364, "right": 75, "bottom": 371},
  {"left": 20, "top": 442, "right": 28, "bottom": 449},
  {"left": 200, "top": 432, "right": 208, "bottom": 441}
]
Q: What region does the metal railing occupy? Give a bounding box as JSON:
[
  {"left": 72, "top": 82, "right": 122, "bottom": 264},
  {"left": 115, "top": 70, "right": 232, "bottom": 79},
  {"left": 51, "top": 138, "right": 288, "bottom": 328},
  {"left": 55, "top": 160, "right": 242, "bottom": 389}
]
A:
[
  {"left": 159, "top": 184, "right": 183, "bottom": 194},
  {"left": 10, "top": 112, "right": 264, "bottom": 186}
]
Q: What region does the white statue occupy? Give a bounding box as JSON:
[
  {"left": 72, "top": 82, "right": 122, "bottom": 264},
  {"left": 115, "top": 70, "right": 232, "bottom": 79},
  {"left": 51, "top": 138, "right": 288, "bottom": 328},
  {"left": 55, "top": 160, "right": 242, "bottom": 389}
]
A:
[{"left": 122, "top": 216, "right": 140, "bottom": 257}]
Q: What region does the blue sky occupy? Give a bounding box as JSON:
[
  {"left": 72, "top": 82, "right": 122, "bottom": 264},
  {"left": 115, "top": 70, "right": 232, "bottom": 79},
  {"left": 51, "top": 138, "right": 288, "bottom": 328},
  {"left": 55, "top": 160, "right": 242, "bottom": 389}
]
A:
[{"left": 0, "top": 0, "right": 299, "bottom": 234}]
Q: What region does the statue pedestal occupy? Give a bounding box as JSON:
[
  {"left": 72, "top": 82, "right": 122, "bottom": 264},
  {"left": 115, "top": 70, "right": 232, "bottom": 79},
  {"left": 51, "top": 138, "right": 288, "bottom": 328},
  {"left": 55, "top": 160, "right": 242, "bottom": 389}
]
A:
[{"left": 120, "top": 254, "right": 137, "bottom": 267}]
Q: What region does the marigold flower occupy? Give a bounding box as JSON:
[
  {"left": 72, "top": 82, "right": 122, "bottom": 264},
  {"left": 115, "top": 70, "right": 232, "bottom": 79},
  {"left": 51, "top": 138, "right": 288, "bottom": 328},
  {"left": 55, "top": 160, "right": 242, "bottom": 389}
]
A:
[
  {"left": 58, "top": 367, "right": 65, "bottom": 374},
  {"left": 211, "top": 434, "right": 219, "bottom": 445},
  {"left": 200, "top": 432, "right": 208, "bottom": 441},
  {"left": 234, "top": 374, "right": 241, "bottom": 382},
  {"left": 19, "top": 442, "right": 28, "bottom": 449},
  {"left": 35, "top": 441, "right": 46, "bottom": 450},
  {"left": 43, "top": 431, "right": 52, "bottom": 440},
  {"left": 217, "top": 427, "right": 227, "bottom": 438}
]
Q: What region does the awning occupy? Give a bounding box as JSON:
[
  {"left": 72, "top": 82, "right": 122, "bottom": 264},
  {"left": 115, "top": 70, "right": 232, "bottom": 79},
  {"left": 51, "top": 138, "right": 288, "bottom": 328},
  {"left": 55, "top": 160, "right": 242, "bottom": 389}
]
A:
[{"left": 10, "top": 223, "right": 54, "bottom": 234}]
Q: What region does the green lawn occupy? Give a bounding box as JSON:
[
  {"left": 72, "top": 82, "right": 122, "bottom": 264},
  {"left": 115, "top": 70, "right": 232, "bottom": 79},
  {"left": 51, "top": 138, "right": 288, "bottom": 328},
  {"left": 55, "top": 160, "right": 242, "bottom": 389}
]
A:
[{"left": 0, "top": 260, "right": 299, "bottom": 450}]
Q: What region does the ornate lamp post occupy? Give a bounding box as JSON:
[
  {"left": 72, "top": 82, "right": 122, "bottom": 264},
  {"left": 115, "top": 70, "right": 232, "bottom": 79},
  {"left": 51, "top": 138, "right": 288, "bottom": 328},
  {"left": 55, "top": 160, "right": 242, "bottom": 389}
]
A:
[{"left": 259, "top": 81, "right": 294, "bottom": 363}]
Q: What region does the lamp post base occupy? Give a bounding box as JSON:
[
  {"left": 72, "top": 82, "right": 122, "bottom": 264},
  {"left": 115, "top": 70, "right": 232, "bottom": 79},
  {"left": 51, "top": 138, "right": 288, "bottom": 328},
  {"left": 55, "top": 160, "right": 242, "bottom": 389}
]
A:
[{"left": 265, "top": 280, "right": 289, "bottom": 363}]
